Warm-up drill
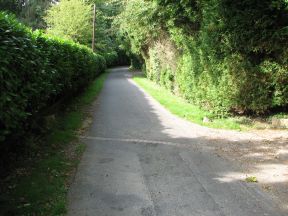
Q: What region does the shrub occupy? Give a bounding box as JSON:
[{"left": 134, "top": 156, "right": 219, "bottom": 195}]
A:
[
  {"left": 0, "top": 12, "right": 106, "bottom": 151},
  {"left": 118, "top": 0, "right": 288, "bottom": 116}
]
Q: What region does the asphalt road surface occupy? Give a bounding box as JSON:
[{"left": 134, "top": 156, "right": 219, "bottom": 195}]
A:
[{"left": 67, "top": 67, "right": 285, "bottom": 216}]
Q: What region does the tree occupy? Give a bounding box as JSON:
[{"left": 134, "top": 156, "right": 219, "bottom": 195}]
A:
[
  {"left": 20, "top": 0, "right": 53, "bottom": 29},
  {"left": 115, "top": 0, "right": 160, "bottom": 55},
  {"left": 0, "top": 0, "right": 54, "bottom": 29},
  {"left": 45, "top": 0, "right": 92, "bottom": 45},
  {"left": 0, "top": 0, "right": 20, "bottom": 14}
]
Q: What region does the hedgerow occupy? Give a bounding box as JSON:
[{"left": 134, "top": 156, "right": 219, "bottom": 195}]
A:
[
  {"left": 102, "top": 48, "right": 130, "bottom": 67},
  {"left": 0, "top": 12, "right": 106, "bottom": 151},
  {"left": 118, "top": 0, "right": 288, "bottom": 116}
]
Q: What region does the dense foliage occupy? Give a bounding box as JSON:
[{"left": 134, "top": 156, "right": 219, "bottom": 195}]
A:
[
  {"left": 45, "top": 0, "right": 129, "bottom": 65},
  {"left": 118, "top": 0, "right": 288, "bottom": 115},
  {"left": 0, "top": 0, "right": 130, "bottom": 65},
  {"left": 0, "top": 12, "right": 106, "bottom": 153}
]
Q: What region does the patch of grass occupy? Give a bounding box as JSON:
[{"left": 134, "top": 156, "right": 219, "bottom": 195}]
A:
[
  {"left": 77, "top": 73, "right": 107, "bottom": 105},
  {"left": 0, "top": 73, "right": 108, "bottom": 216},
  {"left": 133, "top": 75, "right": 251, "bottom": 130}
]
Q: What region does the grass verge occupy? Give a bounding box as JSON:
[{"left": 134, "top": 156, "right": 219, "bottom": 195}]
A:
[
  {"left": 133, "top": 75, "right": 252, "bottom": 130},
  {"left": 0, "top": 73, "right": 107, "bottom": 216}
]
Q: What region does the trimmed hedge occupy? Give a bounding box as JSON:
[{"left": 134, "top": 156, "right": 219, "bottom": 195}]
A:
[{"left": 0, "top": 12, "right": 106, "bottom": 147}]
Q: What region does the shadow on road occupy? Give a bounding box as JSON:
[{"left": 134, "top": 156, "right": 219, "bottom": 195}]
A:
[{"left": 68, "top": 67, "right": 288, "bottom": 216}]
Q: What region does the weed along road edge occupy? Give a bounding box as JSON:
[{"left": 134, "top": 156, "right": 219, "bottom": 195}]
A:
[{"left": 67, "top": 67, "right": 286, "bottom": 216}]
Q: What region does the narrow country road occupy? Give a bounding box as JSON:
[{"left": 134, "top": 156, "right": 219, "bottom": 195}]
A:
[{"left": 68, "top": 67, "right": 286, "bottom": 216}]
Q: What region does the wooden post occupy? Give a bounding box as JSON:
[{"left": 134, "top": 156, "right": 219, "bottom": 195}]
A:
[{"left": 92, "top": 4, "right": 96, "bottom": 52}]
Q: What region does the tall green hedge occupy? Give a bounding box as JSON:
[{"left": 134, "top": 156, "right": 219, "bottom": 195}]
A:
[
  {"left": 102, "top": 48, "right": 130, "bottom": 67},
  {"left": 118, "top": 0, "right": 288, "bottom": 116},
  {"left": 0, "top": 12, "right": 106, "bottom": 147}
]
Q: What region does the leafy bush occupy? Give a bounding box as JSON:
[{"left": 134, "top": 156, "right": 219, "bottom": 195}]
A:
[
  {"left": 118, "top": 0, "right": 288, "bottom": 115},
  {"left": 0, "top": 13, "right": 106, "bottom": 151}
]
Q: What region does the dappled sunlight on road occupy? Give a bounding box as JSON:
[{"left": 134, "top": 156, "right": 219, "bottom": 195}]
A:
[
  {"left": 214, "top": 172, "right": 246, "bottom": 183},
  {"left": 128, "top": 72, "right": 288, "bottom": 211},
  {"left": 252, "top": 163, "right": 288, "bottom": 184}
]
